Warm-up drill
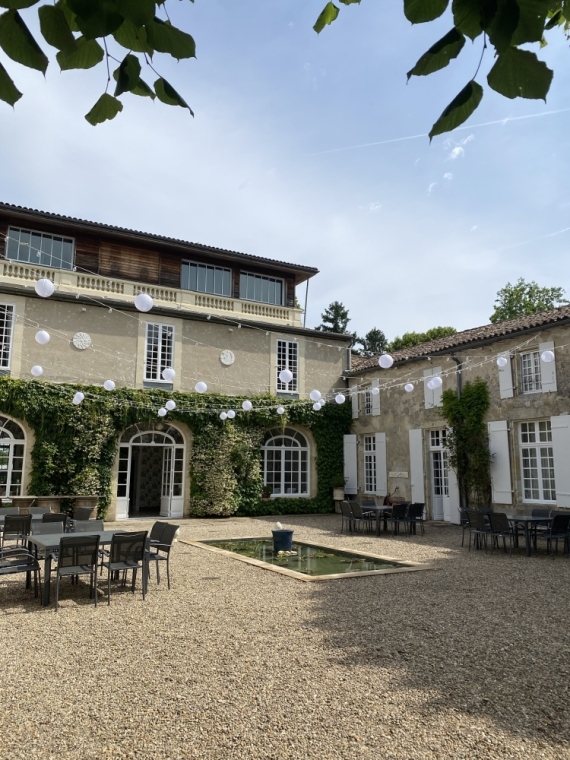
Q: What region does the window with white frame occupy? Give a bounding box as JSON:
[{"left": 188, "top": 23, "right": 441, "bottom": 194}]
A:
[
  {"left": 520, "top": 351, "right": 541, "bottom": 393},
  {"left": 429, "top": 429, "right": 449, "bottom": 497},
  {"left": 6, "top": 227, "right": 74, "bottom": 270},
  {"left": 0, "top": 416, "right": 25, "bottom": 496},
  {"left": 276, "top": 340, "right": 299, "bottom": 392},
  {"left": 181, "top": 261, "right": 232, "bottom": 297},
  {"left": 240, "top": 272, "right": 284, "bottom": 305},
  {"left": 0, "top": 305, "right": 14, "bottom": 370},
  {"left": 362, "top": 388, "right": 372, "bottom": 416},
  {"left": 363, "top": 435, "right": 376, "bottom": 493},
  {"left": 519, "top": 421, "right": 556, "bottom": 502},
  {"left": 145, "top": 323, "right": 174, "bottom": 382},
  {"left": 262, "top": 428, "right": 309, "bottom": 496}
]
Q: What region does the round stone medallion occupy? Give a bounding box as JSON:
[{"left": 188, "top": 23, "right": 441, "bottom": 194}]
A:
[
  {"left": 72, "top": 332, "right": 92, "bottom": 350},
  {"left": 220, "top": 349, "right": 235, "bottom": 366}
]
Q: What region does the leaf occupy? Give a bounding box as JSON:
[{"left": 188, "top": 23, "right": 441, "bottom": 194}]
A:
[
  {"left": 0, "top": 60, "right": 22, "bottom": 106},
  {"left": 511, "top": 0, "right": 550, "bottom": 44},
  {"left": 56, "top": 35, "right": 103, "bottom": 70},
  {"left": 429, "top": 80, "right": 483, "bottom": 140},
  {"left": 339, "top": 0, "right": 361, "bottom": 3},
  {"left": 405, "top": 0, "right": 449, "bottom": 24},
  {"left": 486, "top": 0, "right": 519, "bottom": 53},
  {"left": 313, "top": 2, "right": 339, "bottom": 33},
  {"left": 144, "top": 17, "right": 196, "bottom": 59},
  {"left": 407, "top": 28, "right": 465, "bottom": 78},
  {"left": 0, "top": 10, "right": 48, "bottom": 73},
  {"left": 154, "top": 77, "right": 193, "bottom": 114},
  {"left": 113, "top": 19, "right": 152, "bottom": 54},
  {"left": 67, "top": 0, "right": 123, "bottom": 39},
  {"left": 487, "top": 47, "right": 553, "bottom": 99},
  {"left": 38, "top": 5, "right": 76, "bottom": 55},
  {"left": 116, "top": 0, "right": 155, "bottom": 26},
  {"left": 0, "top": 0, "right": 39, "bottom": 8},
  {"left": 85, "top": 93, "right": 123, "bottom": 126},
  {"left": 451, "top": 0, "right": 496, "bottom": 40},
  {"left": 56, "top": 0, "right": 80, "bottom": 32},
  {"left": 114, "top": 53, "right": 141, "bottom": 96},
  {"left": 113, "top": 67, "right": 155, "bottom": 98},
  {"left": 544, "top": 8, "right": 562, "bottom": 29}
]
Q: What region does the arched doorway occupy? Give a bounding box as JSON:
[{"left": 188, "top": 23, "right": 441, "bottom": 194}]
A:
[
  {"left": 262, "top": 427, "right": 310, "bottom": 496},
  {"left": 116, "top": 423, "right": 185, "bottom": 519},
  {"left": 0, "top": 416, "right": 25, "bottom": 497}
]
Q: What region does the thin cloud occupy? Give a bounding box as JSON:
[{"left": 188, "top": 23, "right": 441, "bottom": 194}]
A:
[
  {"left": 490, "top": 226, "right": 570, "bottom": 254},
  {"left": 443, "top": 172, "right": 453, "bottom": 180},
  {"left": 427, "top": 182, "right": 437, "bottom": 195},
  {"left": 449, "top": 146, "right": 464, "bottom": 160},
  {"left": 470, "top": 225, "right": 479, "bottom": 232}
]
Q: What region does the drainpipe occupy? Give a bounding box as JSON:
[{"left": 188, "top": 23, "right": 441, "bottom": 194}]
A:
[{"left": 449, "top": 354, "right": 466, "bottom": 511}]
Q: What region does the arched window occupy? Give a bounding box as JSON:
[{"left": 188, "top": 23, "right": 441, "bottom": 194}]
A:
[
  {"left": 262, "top": 428, "right": 309, "bottom": 496},
  {"left": 0, "top": 415, "right": 25, "bottom": 496}
]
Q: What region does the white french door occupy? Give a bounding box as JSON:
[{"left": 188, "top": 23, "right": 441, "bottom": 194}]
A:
[{"left": 160, "top": 447, "right": 184, "bottom": 518}]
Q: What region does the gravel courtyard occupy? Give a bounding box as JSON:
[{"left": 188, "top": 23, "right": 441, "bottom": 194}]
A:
[{"left": 1, "top": 514, "right": 569, "bottom": 760}]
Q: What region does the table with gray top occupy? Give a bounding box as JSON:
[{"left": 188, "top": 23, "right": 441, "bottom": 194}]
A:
[{"left": 504, "top": 515, "right": 553, "bottom": 558}]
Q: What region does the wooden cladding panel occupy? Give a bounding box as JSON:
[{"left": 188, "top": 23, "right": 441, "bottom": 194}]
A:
[
  {"left": 159, "top": 253, "right": 181, "bottom": 289},
  {"left": 99, "top": 243, "right": 160, "bottom": 284},
  {"left": 286, "top": 279, "right": 295, "bottom": 308},
  {"left": 75, "top": 234, "right": 100, "bottom": 274}
]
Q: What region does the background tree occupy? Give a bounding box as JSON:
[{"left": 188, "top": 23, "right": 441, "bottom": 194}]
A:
[
  {"left": 314, "top": 0, "right": 564, "bottom": 137},
  {"left": 490, "top": 278, "right": 567, "bottom": 323},
  {"left": 354, "top": 327, "right": 387, "bottom": 356},
  {"left": 315, "top": 300, "right": 354, "bottom": 335},
  {"left": 0, "top": 0, "right": 195, "bottom": 124},
  {"left": 388, "top": 326, "right": 457, "bottom": 351}
]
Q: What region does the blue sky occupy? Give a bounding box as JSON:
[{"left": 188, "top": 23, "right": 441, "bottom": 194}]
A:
[{"left": 1, "top": 0, "right": 569, "bottom": 340}]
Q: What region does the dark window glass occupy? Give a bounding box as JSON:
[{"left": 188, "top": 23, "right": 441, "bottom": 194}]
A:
[{"left": 6, "top": 227, "right": 74, "bottom": 270}]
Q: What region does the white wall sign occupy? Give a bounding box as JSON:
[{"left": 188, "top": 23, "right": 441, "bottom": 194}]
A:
[{"left": 389, "top": 471, "right": 409, "bottom": 478}]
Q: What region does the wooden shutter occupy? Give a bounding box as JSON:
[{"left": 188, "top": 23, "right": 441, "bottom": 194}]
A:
[
  {"left": 343, "top": 434, "right": 358, "bottom": 494},
  {"left": 488, "top": 420, "right": 512, "bottom": 504},
  {"left": 444, "top": 467, "right": 461, "bottom": 524},
  {"left": 432, "top": 366, "right": 442, "bottom": 407},
  {"left": 539, "top": 341, "right": 557, "bottom": 393},
  {"left": 351, "top": 387, "right": 359, "bottom": 419},
  {"left": 423, "top": 369, "right": 434, "bottom": 409},
  {"left": 371, "top": 378, "right": 380, "bottom": 416},
  {"left": 409, "top": 429, "right": 425, "bottom": 503},
  {"left": 551, "top": 415, "right": 570, "bottom": 507},
  {"left": 498, "top": 352, "right": 514, "bottom": 399},
  {"left": 375, "top": 432, "right": 387, "bottom": 496}
]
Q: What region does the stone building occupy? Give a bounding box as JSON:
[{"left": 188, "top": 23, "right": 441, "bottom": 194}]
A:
[
  {"left": 345, "top": 307, "right": 570, "bottom": 522},
  {"left": 0, "top": 203, "right": 351, "bottom": 519}
]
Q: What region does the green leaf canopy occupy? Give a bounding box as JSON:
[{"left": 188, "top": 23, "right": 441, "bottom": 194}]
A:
[
  {"left": 56, "top": 35, "right": 103, "bottom": 70},
  {"left": 38, "top": 5, "right": 76, "bottom": 55}
]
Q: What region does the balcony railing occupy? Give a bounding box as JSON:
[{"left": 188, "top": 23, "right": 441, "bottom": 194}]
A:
[{"left": 0, "top": 262, "right": 304, "bottom": 327}]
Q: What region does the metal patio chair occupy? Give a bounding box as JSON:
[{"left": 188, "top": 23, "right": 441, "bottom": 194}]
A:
[
  {"left": 42, "top": 513, "right": 68, "bottom": 531},
  {"left": 146, "top": 523, "right": 179, "bottom": 589},
  {"left": 340, "top": 501, "right": 353, "bottom": 533},
  {"left": 101, "top": 531, "right": 148, "bottom": 604},
  {"left": 351, "top": 503, "right": 372, "bottom": 533},
  {"left": 487, "top": 512, "right": 517, "bottom": 555},
  {"left": 54, "top": 534, "right": 101, "bottom": 611},
  {"left": 535, "top": 514, "right": 570, "bottom": 557},
  {"left": 1, "top": 514, "right": 32, "bottom": 549},
  {"left": 408, "top": 503, "right": 426, "bottom": 535},
  {"left": 73, "top": 520, "right": 104, "bottom": 533},
  {"left": 465, "top": 510, "right": 489, "bottom": 552},
  {"left": 385, "top": 503, "right": 409, "bottom": 536},
  {"left": 0, "top": 546, "right": 42, "bottom": 598}
]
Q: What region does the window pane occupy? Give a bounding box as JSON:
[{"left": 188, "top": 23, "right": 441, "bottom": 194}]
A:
[
  {"left": 214, "top": 268, "right": 222, "bottom": 295},
  {"left": 205, "top": 266, "right": 214, "bottom": 294},
  {"left": 261, "top": 278, "right": 269, "bottom": 303},
  {"left": 240, "top": 272, "right": 247, "bottom": 299},
  {"left": 223, "top": 269, "right": 232, "bottom": 297},
  {"left": 254, "top": 275, "right": 262, "bottom": 302},
  {"left": 50, "top": 237, "right": 62, "bottom": 267},
  {"left": 197, "top": 265, "right": 206, "bottom": 292},
  {"left": 19, "top": 230, "right": 31, "bottom": 262}
]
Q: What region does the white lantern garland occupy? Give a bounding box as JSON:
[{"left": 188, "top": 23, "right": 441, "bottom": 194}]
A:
[
  {"left": 431, "top": 376, "right": 443, "bottom": 388},
  {"left": 31, "top": 365, "right": 43, "bottom": 377},
  {"left": 541, "top": 350, "right": 555, "bottom": 363},
  {"left": 227, "top": 409, "right": 236, "bottom": 419},
  {"left": 195, "top": 381, "right": 207, "bottom": 393},
  {"left": 162, "top": 367, "right": 175, "bottom": 382},
  {"left": 379, "top": 354, "right": 394, "bottom": 369},
  {"left": 496, "top": 356, "right": 508, "bottom": 368},
  {"left": 404, "top": 383, "right": 414, "bottom": 393},
  {"left": 276, "top": 406, "right": 285, "bottom": 415},
  {"left": 371, "top": 387, "right": 379, "bottom": 396},
  {"left": 165, "top": 400, "right": 176, "bottom": 411},
  {"left": 103, "top": 380, "right": 115, "bottom": 391},
  {"left": 242, "top": 400, "right": 253, "bottom": 411},
  {"left": 220, "top": 412, "right": 228, "bottom": 420},
  {"left": 279, "top": 369, "right": 293, "bottom": 384},
  {"left": 35, "top": 278, "right": 54, "bottom": 298},
  {"left": 309, "top": 389, "right": 322, "bottom": 402},
  {"left": 72, "top": 392, "right": 84, "bottom": 405},
  {"left": 312, "top": 402, "right": 321, "bottom": 411},
  {"left": 134, "top": 293, "right": 153, "bottom": 312},
  {"left": 158, "top": 407, "right": 167, "bottom": 417},
  {"left": 335, "top": 394, "right": 346, "bottom": 404},
  {"left": 35, "top": 330, "right": 50, "bottom": 345}
]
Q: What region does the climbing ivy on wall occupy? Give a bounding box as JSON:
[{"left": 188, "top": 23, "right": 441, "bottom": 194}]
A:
[{"left": 0, "top": 378, "right": 351, "bottom": 518}]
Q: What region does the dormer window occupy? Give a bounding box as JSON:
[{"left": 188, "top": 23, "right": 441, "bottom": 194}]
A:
[
  {"left": 6, "top": 227, "right": 74, "bottom": 270},
  {"left": 240, "top": 272, "right": 284, "bottom": 305},
  {"left": 181, "top": 261, "right": 232, "bottom": 297}
]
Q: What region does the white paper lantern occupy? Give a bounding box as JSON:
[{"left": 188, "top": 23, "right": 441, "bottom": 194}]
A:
[
  {"left": 72, "top": 391, "right": 84, "bottom": 405},
  {"left": 165, "top": 400, "right": 176, "bottom": 411},
  {"left": 31, "top": 365, "right": 43, "bottom": 377},
  {"left": 404, "top": 383, "right": 414, "bottom": 393},
  {"left": 162, "top": 367, "right": 175, "bottom": 382},
  {"left": 242, "top": 400, "right": 253, "bottom": 411},
  {"left": 335, "top": 394, "right": 346, "bottom": 404},
  {"left": 378, "top": 354, "right": 394, "bottom": 369},
  {"left": 227, "top": 409, "right": 236, "bottom": 419},
  {"left": 195, "top": 381, "right": 207, "bottom": 393},
  {"left": 431, "top": 376, "right": 443, "bottom": 388},
  {"left": 312, "top": 402, "right": 321, "bottom": 411},
  {"left": 319, "top": 398, "right": 326, "bottom": 405},
  {"left": 35, "top": 330, "right": 50, "bottom": 345},
  {"left": 309, "top": 389, "right": 322, "bottom": 402},
  {"left": 134, "top": 292, "right": 153, "bottom": 312},
  {"left": 158, "top": 407, "right": 167, "bottom": 417},
  {"left": 220, "top": 412, "right": 228, "bottom": 420},
  {"left": 35, "top": 278, "right": 54, "bottom": 298},
  {"left": 103, "top": 380, "right": 115, "bottom": 391},
  {"left": 276, "top": 406, "right": 285, "bottom": 415},
  {"left": 496, "top": 356, "right": 508, "bottom": 368},
  {"left": 427, "top": 378, "right": 436, "bottom": 390},
  {"left": 541, "top": 349, "right": 555, "bottom": 363},
  {"left": 279, "top": 369, "right": 293, "bottom": 384},
  {"left": 371, "top": 387, "right": 379, "bottom": 396}
]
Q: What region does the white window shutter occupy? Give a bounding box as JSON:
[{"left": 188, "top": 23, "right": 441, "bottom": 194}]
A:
[
  {"left": 351, "top": 387, "right": 359, "bottom": 419},
  {"left": 343, "top": 434, "right": 358, "bottom": 494},
  {"left": 409, "top": 429, "right": 425, "bottom": 503},
  {"left": 375, "top": 432, "right": 387, "bottom": 496},
  {"left": 423, "top": 369, "right": 434, "bottom": 409},
  {"left": 433, "top": 366, "right": 443, "bottom": 407},
  {"left": 488, "top": 420, "right": 512, "bottom": 505},
  {"left": 498, "top": 352, "right": 514, "bottom": 399},
  {"left": 539, "top": 341, "right": 557, "bottom": 393},
  {"left": 551, "top": 415, "right": 570, "bottom": 507},
  {"left": 371, "top": 378, "right": 380, "bottom": 416}
]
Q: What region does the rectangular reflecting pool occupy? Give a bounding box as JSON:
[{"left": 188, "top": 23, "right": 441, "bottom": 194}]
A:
[{"left": 185, "top": 537, "right": 432, "bottom": 581}]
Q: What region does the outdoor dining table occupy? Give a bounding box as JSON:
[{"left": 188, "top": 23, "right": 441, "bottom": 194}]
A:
[
  {"left": 505, "top": 515, "right": 553, "bottom": 558},
  {"left": 361, "top": 505, "right": 393, "bottom": 537},
  {"left": 26, "top": 529, "right": 135, "bottom": 606}
]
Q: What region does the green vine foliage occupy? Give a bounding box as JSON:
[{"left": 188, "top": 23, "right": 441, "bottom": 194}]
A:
[
  {"left": 0, "top": 378, "right": 351, "bottom": 518},
  {"left": 440, "top": 378, "right": 492, "bottom": 509}
]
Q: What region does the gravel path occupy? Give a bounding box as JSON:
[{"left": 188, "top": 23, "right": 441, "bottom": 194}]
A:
[{"left": 1, "top": 514, "right": 569, "bottom": 760}]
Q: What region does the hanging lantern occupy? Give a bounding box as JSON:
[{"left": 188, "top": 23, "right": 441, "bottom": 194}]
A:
[
  {"left": 165, "top": 400, "right": 176, "bottom": 411},
  {"left": 496, "top": 356, "right": 508, "bottom": 368},
  {"left": 35, "top": 330, "right": 50, "bottom": 345},
  {"left": 427, "top": 378, "right": 436, "bottom": 390},
  {"left": 227, "top": 409, "right": 236, "bottom": 419},
  {"left": 276, "top": 406, "right": 285, "bottom": 415},
  {"left": 195, "top": 381, "right": 207, "bottom": 393},
  {"left": 541, "top": 350, "right": 555, "bottom": 363},
  {"left": 279, "top": 369, "right": 293, "bottom": 384},
  {"left": 319, "top": 398, "right": 326, "bottom": 406},
  {"left": 162, "top": 367, "right": 175, "bottom": 382},
  {"left": 72, "top": 391, "right": 84, "bottom": 405},
  {"left": 309, "top": 389, "right": 322, "bottom": 402},
  {"left": 134, "top": 293, "right": 153, "bottom": 312},
  {"left": 378, "top": 354, "right": 394, "bottom": 369},
  {"left": 31, "top": 365, "right": 43, "bottom": 377},
  {"left": 103, "top": 380, "right": 115, "bottom": 391},
  {"left": 431, "top": 376, "right": 443, "bottom": 388},
  {"left": 371, "top": 387, "right": 379, "bottom": 396},
  {"left": 35, "top": 278, "right": 54, "bottom": 298},
  {"left": 158, "top": 407, "right": 167, "bottom": 417},
  {"left": 404, "top": 383, "right": 414, "bottom": 393},
  {"left": 312, "top": 402, "right": 321, "bottom": 411},
  {"left": 242, "top": 400, "right": 253, "bottom": 411},
  {"left": 335, "top": 394, "right": 346, "bottom": 404},
  {"left": 220, "top": 412, "right": 228, "bottom": 420}
]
